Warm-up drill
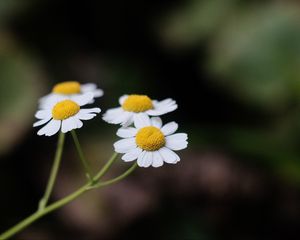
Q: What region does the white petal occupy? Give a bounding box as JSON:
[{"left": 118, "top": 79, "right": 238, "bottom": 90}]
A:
[
  {"left": 76, "top": 108, "right": 101, "bottom": 120},
  {"left": 119, "top": 95, "right": 129, "bottom": 105},
  {"left": 35, "top": 110, "right": 52, "bottom": 119},
  {"left": 88, "top": 98, "right": 95, "bottom": 104},
  {"left": 159, "top": 103, "right": 177, "bottom": 113},
  {"left": 92, "top": 89, "right": 104, "bottom": 97},
  {"left": 102, "top": 108, "right": 119, "bottom": 120},
  {"left": 77, "top": 108, "right": 100, "bottom": 121},
  {"left": 37, "top": 119, "right": 61, "bottom": 136},
  {"left": 122, "top": 115, "right": 134, "bottom": 127},
  {"left": 110, "top": 112, "right": 132, "bottom": 125},
  {"left": 74, "top": 117, "right": 83, "bottom": 128},
  {"left": 144, "top": 151, "right": 153, "bottom": 167},
  {"left": 133, "top": 113, "right": 151, "bottom": 129},
  {"left": 38, "top": 93, "right": 55, "bottom": 107},
  {"left": 166, "top": 133, "right": 187, "bottom": 142},
  {"left": 147, "top": 98, "right": 177, "bottom": 116},
  {"left": 78, "top": 113, "right": 97, "bottom": 120},
  {"left": 137, "top": 151, "right": 146, "bottom": 167},
  {"left": 114, "top": 138, "right": 137, "bottom": 153},
  {"left": 38, "top": 93, "right": 52, "bottom": 103},
  {"left": 40, "top": 95, "right": 68, "bottom": 109},
  {"left": 152, "top": 151, "right": 164, "bottom": 168},
  {"left": 61, "top": 116, "right": 77, "bottom": 133},
  {"left": 33, "top": 117, "right": 52, "bottom": 127},
  {"left": 103, "top": 110, "right": 132, "bottom": 126},
  {"left": 145, "top": 109, "right": 161, "bottom": 116},
  {"left": 151, "top": 117, "right": 162, "bottom": 128},
  {"left": 137, "top": 151, "right": 152, "bottom": 168},
  {"left": 80, "top": 108, "right": 101, "bottom": 114},
  {"left": 161, "top": 122, "right": 178, "bottom": 136},
  {"left": 80, "top": 83, "right": 97, "bottom": 92},
  {"left": 119, "top": 112, "right": 134, "bottom": 126},
  {"left": 72, "top": 93, "right": 94, "bottom": 106},
  {"left": 159, "top": 147, "right": 180, "bottom": 164},
  {"left": 121, "top": 147, "right": 142, "bottom": 162},
  {"left": 155, "top": 99, "right": 176, "bottom": 108},
  {"left": 103, "top": 107, "right": 132, "bottom": 124},
  {"left": 166, "top": 138, "right": 188, "bottom": 151},
  {"left": 117, "top": 127, "right": 138, "bottom": 138}
]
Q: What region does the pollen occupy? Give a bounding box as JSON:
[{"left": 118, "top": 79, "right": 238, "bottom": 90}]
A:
[
  {"left": 52, "top": 100, "right": 80, "bottom": 120},
  {"left": 52, "top": 81, "right": 81, "bottom": 94},
  {"left": 136, "top": 126, "right": 165, "bottom": 151},
  {"left": 122, "top": 95, "right": 153, "bottom": 112}
]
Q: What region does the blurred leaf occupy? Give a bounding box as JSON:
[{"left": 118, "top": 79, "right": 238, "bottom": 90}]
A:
[
  {"left": 0, "top": 32, "right": 46, "bottom": 155},
  {"left": 0, "top": 0, "right": 35, "bottom": 24},
  {"left": 209, "top": 4, "right": 300, "bottom": 111},
  {"left": 160, "top": 0, "right": 237, "bottom": 48}
]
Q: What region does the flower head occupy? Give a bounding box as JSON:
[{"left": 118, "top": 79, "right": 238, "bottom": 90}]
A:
[
  {"left": 103, "top": 94, "right": 177, "bottom": 126},
  {"left": 114, "top": 114, "right": 188, "bottom": 167},
  {"left": 39, "top": 81, "right": 104, "bottom": 108},
  {"left": 34, "top": 93, "right": 101, "bottom": 136}
]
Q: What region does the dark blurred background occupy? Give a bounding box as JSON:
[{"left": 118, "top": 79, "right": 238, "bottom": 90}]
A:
[{"left": 1, "top": 0, "right": 300, "bottom": 239}]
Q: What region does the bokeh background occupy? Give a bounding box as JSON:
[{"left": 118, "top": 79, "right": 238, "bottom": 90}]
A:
[{"left": 1, "top": 0, "right": 300, "bottom": 239}]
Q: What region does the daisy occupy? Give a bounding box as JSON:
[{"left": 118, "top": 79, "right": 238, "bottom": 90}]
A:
[
  {"left": 34, "top": 92, "right": 101, "bottom": 136},
  {"left": 39, "top": 81, "right": 104, "bottom": 108},
  {"left": 113, "top": 114, "right": 188, "bottom": 168},
  {"left": 103, "top": 94, "right": 178, "bottom": 126}
]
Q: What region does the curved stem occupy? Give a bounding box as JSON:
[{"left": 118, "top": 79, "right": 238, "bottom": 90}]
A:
[
  {"left": 71, "top": 130, "right": 93, "bottom": 181},
  {"left": 0, "top": 161, "right": 137, "bottom": 240},
  {"left": 93, "top": 152, "right": 119, "bottom": 181},
  {"left": 0, "top": 184, "right": 88, "bottom": 240},
  {"left": 38, "top": 132, "right": 65, "bottom": 211},
  {"left": 88, "top": 162, "right": 138, "bottom": 189}
]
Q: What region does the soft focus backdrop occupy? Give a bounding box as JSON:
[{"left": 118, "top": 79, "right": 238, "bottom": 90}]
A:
[{"left": 1, "top": 0, "right": 300, "bottom": 239}]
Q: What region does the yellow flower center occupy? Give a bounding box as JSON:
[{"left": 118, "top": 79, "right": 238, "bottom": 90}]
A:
[
  {"left": 52, "top": 81, "right": 81, "bottom": 94},
  {"left": 122, "top": 95, "right": 153, "bottom": 112},
  {"left": 136, "top": 126, "right": 165, "bottom": 151},
  {"left": 52, "top": 100, "right": 80, "bottom": 120}
]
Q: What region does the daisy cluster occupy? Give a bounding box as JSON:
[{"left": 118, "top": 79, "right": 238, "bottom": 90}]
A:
[
  {"left": 34, "top": 81, "right": 102, "bottom": 136},
  {"left": 103, "top": 94, "right": 188, "bottom": 168},
  {"left": 34, "top": 81, "right": 188, "bottom": 168}
]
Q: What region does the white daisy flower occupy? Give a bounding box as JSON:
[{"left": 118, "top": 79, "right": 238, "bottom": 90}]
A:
[
  {"left": 39, "top": 81, "right": 104, "bottom": 108},
  {"left": 34, "top": 92, "right": 101, "bottom": 136},
  {"left": 103, "top": 94, "right": 178, "bottom": 126},
  {"left": 113, "top": 114, "right": 188, "bottom": 168}
]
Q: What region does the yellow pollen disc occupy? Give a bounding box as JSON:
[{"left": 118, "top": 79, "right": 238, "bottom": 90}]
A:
[
  {"left": 52, "top": 100, "right": 80, "bottom": 120},
  {"left": 136, "top": 126, "right": 165, "bottom": 151},
  {"left": 122, "top": 95, "right": 153, "bottom": 112},
  {"left": 52, "top": 81, "right": 81, "bottom": 94}
]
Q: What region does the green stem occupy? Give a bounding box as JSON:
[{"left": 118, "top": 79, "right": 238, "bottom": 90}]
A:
[
  {"left": 0, "top": 184, "right": 88, "bottom": 240},
  {"left": 38, "top": 132, "right": 65, "bottom": 211},
  {"left": 0, "top": 161, "right": 136, "bottom": 240},
  {"left": 93, "top": 152, "right": 119, "bottom": 181},
  {"left": 71, "top": 130, "right": 93, "bottom": 181},
  {"left": 88, "top": 162, "right": 138, "bottom": 189}
]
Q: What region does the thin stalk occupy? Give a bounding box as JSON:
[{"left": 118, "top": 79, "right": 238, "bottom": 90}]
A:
[
  {"left": 71, "top": 130, "right": 93, "bottom": 181},
  {"left": 0, "top": 184, "right": 88, "bottom": 240},
  {"left": 88, "top": 162, "right": 138, "bottom": 189},
  {"left": 93, "top": 152, "right": 119, "bottom": 181},
  {"left": 0, "top": 161, "right": 137, "bottom": 240},
  {"left": 38, "top": 132, "right": 65, "bottom": 211}
]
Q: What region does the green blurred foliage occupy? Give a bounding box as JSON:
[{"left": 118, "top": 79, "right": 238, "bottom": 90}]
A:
[
  {"left": 1, "top": 0, "right": 300, "bottom": 239},
  {"left": 210, "top": 4, "right": 300, "bottom": 111},
  {"left": 0, "top": 0, "right": 34, "bottom": 25},
  {"left": 161, "top": 1, "right": 300, "bottom": 182},
  {"left": 161, "top": 0, "right": 237, "bottom": 47},
  {"left": 0, "top": 33, "right": 45, "bottom": 155}
]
